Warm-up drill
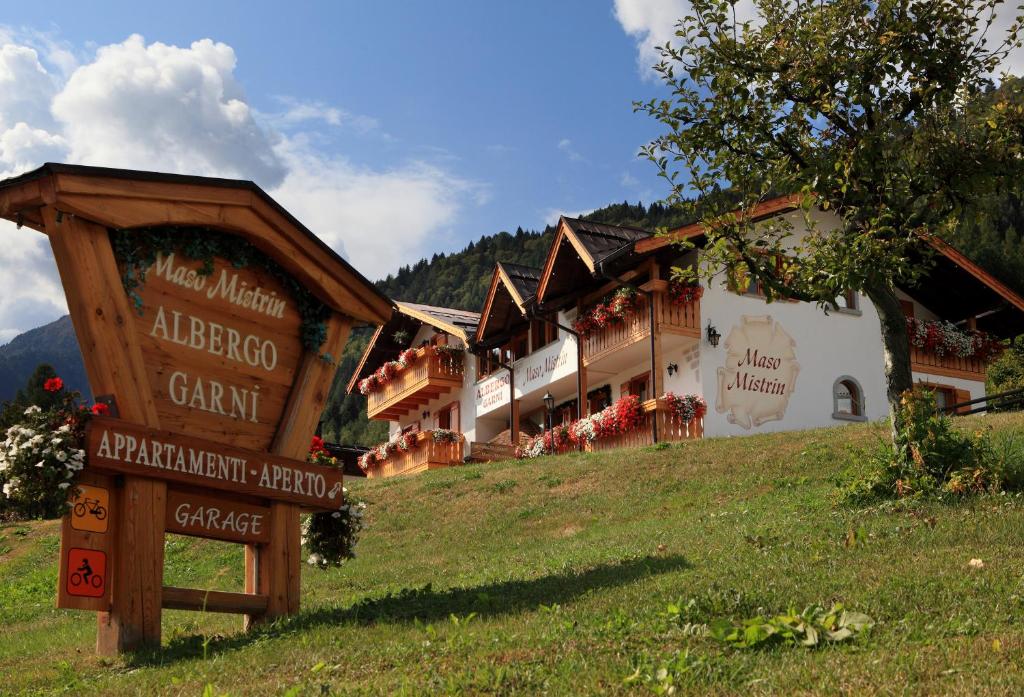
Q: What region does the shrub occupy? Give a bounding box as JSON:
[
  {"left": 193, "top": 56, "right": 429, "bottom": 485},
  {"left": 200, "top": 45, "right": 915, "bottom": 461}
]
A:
[
  {"left": 840, "top": 390, "right": 997, "bottom": 502},
  {"left": 0, "top": 383, "right": 91, "bottom": 520}
]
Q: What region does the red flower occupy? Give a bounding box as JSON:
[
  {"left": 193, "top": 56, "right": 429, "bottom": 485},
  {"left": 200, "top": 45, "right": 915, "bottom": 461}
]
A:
[
  {"left": 43, "top": 377, "right": 64, "bottom": 392},
  {"left": 91, "top": 403, "right": 110, "bottom": 416},
  {"left": 310, "top": 435, "right": 326, "bottom": 456}
]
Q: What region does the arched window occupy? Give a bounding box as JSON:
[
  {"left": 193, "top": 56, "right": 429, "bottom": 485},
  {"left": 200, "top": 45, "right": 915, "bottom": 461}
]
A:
[{"left": 832, "top": 376, "right": 867, "bottom": 422}]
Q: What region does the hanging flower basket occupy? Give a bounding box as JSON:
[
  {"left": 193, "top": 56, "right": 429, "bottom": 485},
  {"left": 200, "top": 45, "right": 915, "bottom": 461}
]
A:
[
  {"left": 573, "top": 287, "right": 643, "bottom": 338},
  {"left": 906, "top": 317, "right": 1002, "bottom": 361},
  {"left": 668, "top": 280, "right": 704, "bottom": 305}
]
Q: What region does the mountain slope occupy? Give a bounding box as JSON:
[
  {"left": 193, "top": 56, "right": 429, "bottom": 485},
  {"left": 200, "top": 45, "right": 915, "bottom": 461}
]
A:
[{"left": 0, "top": 315, "right": 88, "bottom": 402}]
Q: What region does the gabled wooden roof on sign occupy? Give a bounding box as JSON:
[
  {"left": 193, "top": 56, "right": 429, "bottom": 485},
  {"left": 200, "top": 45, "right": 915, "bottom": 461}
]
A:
[
  {"left": 475, "top": 262, "right": 543, "bottom": 345},
  {"left": 0, "top": 162, "right": 393, "bottom": 325},
  {"left": 346, "top": 301, "right": 480, "bottom": 393}
]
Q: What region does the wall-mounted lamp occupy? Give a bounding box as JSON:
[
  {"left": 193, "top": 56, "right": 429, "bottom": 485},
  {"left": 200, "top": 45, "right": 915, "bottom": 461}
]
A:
[
  {"left": 705, "top": 321, "right": 721, "bottom": 348},
  {"left": 421, "top": 410, "right": 430, "bottom": 420},
  {"left": 54, "top": 210, "right": 64, "bottom": 224},
  {"left": 667, "top": 362, "right": 679, "bottom": 376}
]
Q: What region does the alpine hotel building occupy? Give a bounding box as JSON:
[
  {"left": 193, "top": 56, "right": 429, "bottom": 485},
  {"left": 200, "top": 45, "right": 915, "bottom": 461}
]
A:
[{"left": 347, "top": 196, "right": 1024, "bottom": 477}]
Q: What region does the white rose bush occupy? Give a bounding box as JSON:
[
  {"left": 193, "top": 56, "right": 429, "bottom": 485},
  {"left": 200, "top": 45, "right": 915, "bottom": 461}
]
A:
[{"left": 0, "top": 377, "right": 98, "bottom": 520}]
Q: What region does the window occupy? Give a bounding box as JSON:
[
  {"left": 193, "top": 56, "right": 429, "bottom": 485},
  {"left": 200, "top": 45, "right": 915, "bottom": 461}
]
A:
[
  {"left": 833, "top": 290, "right": 860, "bottom": 313},
  {"left": 621, "top": 372, "right": 651, "bottom": 402},
  {"left": 587, "top": 385, "right": 611, "bottom": 415},
  {"left": 832, "top": 376, "right": 866, "bottom": 422},
  {"left": 477, "top": 347, "right": 502, "bottom": 379},
  {"left": 401, "top": 422, "right": 420, "bottom": 435},
  {"left": 437, "top": 402, "right": 461, "bottom": 432}
]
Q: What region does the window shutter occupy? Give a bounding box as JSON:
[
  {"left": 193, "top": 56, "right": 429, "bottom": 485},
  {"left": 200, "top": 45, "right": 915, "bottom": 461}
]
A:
[
  {"left": 900, "top": 300, "right": 915, "bottom": 318},
  {"left": 954, "top": 389, "right": 971, "bottom": 415},
  {"left": 451, "top": 402, "right": 461, "bottom": 433}
]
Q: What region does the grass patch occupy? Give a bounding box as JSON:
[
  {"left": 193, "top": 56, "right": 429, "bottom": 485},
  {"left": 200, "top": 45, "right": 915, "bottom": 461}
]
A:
[{"left": 2, "top": 413, "right": 1024, "bottom": 694}]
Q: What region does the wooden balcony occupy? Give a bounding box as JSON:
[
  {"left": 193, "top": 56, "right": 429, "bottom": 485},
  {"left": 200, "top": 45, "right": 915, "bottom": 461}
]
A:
[
  {"left": 587, "top": 398, "right": 703, "bottom": 452},
  {"left": 909, "top": 346, "right": 988, "bottom": 381},
  {"left": 581, "top": 284, "right": 700, "bottom": 366},
  {"left": 365, "top": 431, "right": 464, "bottom": 479},
  {"left": 366, "top": 346, "right": 464, "bottom": 420}
]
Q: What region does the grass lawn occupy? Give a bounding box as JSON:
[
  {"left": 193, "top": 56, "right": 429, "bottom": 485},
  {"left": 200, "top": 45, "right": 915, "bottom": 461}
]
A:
[{"left": 3, "top": 413, "right": 1024, "bottom": 695}]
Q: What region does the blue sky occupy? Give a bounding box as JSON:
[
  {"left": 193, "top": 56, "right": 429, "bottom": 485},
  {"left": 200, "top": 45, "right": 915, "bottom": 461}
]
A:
[
  {"left": 16, "top": 1, "right": 670, "bottom": 243},
  {"left": 0, "top": 1, "right": 695, "bottom": 340}
]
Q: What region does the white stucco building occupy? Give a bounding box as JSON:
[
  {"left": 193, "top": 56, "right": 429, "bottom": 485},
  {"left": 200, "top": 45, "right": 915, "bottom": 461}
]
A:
[{"left": 348, "top": 198, "right": 1024, "bottom": 476}]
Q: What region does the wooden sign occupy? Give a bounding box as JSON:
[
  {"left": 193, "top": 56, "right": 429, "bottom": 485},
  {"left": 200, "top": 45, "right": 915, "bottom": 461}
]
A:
[
  {"left": 0, "top": 164, "right": 392, "bottom": 655},
  {"left": 57, "top": 471, "right": 114, "bottom": 611},
  {"left": 166, "top": 488, "right": 271, "bottom": 544},
  {"left": 132, "top": 254, "right": 305, "bottom": 450},
  {"left": 86, "top": 418, "right": 344, "bottom": 510}
]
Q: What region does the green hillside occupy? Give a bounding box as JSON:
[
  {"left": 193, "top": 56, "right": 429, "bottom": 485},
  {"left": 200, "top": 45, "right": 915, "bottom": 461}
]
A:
[{"left": 4, "top": 413, "right": 1024, "bottom": 695}]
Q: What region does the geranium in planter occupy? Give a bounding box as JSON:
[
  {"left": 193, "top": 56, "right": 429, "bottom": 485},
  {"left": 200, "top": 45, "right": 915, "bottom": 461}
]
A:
[
  {"left": 663, "top": 392, "right": 707, "bottom": 423},
  {"left": 431, "top": 428, "right": 461, "bottom": 444}
]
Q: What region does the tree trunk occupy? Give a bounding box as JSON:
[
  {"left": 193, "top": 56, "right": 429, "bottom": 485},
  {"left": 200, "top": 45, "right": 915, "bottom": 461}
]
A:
[{"left": 863, "top": 279, "right": 914, "bottom": 440}]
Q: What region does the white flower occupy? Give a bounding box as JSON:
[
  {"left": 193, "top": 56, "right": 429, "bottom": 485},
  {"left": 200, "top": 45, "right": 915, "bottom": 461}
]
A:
[
  {"left": 35, "top": 461, "right": 45, "bottom": 468},
  {"left": 23, "top": 405, "right": 41, "bottom": 415},
  {"left": 968, "top": 558, "right": 985, "bottom": 569},
  {"left": 2, "top": 482, "right": 11, "bottom": 496},
  {"left": 55, "top": 451, "right": 68, "bottom": 462},
  {"left": 58, "top": 482, "right": 70, "bottom": 489},
  {"left": 307, "top": 553, "right": 324, "bottom": 566},
  {"left": 57, "top": 424, "right": 71, "bottom": 434}
]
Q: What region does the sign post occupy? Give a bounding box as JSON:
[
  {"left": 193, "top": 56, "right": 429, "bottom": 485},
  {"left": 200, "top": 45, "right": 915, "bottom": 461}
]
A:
[{"left": 0, "top": 164, "right": 392, "bottom": 654}]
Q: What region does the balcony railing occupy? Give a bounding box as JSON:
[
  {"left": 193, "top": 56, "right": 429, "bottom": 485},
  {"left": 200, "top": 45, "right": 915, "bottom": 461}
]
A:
[
  {"left": 366, "top": 346, "right": 464, "bottom": 420},
  {"left": 587, "top": 398, "right": 703, "bottom": 452},
  {"left": 364, "top": 431, "right": 464, "bottom": 479},
  {"left": 581, "top": 284, "right": 700, "bottom": 366},
  {"left": 909, "top": 346, "right": 987, "bottom": 381}
]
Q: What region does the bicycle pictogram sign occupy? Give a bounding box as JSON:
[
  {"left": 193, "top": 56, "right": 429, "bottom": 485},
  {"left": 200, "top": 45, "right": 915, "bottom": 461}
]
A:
[
  {"left": 70, "top": 484, "right": 109, "bottom": 533},
  {"left": 66, "top": 548, "right": 106, "bottom": 598}
]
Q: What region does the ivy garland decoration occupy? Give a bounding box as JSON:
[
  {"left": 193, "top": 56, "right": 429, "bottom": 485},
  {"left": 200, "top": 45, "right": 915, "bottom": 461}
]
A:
[{"left": 109, "top": 226, "right": 331, "bottom": 352}]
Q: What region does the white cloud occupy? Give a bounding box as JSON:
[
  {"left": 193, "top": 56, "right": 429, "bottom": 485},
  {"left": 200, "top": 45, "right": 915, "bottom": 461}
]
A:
[
  {"left": 0, "top": 32, "right": 484, "bottom": 340},
  {"left": 271, "top": 137, "right": 480, "bottom": 278},
  {"left": 52, "top": 35, "right": 286, "bottom": 186},
  {"left": 557, "top": 137, "right": 586, "bottom": 162},
  {"left": 263, "top": 95, "right": 384, "bottom": 136}
]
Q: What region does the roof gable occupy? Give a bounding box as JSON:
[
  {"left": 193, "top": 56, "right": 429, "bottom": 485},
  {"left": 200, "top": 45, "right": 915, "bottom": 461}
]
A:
[{"left": 475, "top": 262, "right": 541, "bottom": 345}]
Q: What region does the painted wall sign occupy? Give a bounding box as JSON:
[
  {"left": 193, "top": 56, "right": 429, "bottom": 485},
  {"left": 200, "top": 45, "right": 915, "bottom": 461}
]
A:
[
  {"left": 165, "top": 489, "right": 271, "bottom": 544},
  {"left": 475, "top": 336, "right": 578, "bottom": 415},
  {"left": 715, "top": 314, "right": 800, "bottom": 429},
  {"left": 86, "top": 418, "right": 344, "bottom": 510},
  {"left": 131, "top": 253, "right": 305, "bottom": 450}
]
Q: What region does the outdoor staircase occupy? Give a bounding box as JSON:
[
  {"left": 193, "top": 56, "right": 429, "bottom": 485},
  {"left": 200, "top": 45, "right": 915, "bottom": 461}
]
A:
[{"left": 467, "top": 424, "right": 542, "bottom": 462}]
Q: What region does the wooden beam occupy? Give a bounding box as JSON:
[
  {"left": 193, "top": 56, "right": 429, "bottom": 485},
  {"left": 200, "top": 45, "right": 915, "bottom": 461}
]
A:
[
  {"left": 43, "top": 207, "right": 167, "bottom": 655},
  {"left": 247, "top": 312, "right": 353, "bottom": 627},
  {"left": 162, "top": 586, "right": 269, "bottom": 615}
]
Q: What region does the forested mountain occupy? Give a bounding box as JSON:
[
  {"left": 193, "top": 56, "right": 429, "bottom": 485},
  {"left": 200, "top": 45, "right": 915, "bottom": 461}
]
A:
[{"left": 0, "top": 316, "right": 88, "bottom": 402}]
